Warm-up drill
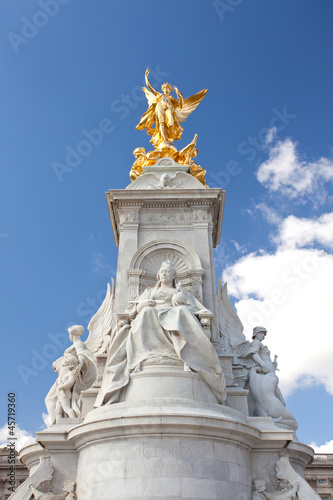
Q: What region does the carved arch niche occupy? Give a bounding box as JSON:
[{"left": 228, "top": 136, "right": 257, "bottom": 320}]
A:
[{"left": 127, "top": 240, "right": 204, "bottom": 302}]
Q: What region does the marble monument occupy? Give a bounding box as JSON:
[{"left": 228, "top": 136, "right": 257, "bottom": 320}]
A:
[{"left": 12, "top": 71, "right": 319, "bottom": 500}]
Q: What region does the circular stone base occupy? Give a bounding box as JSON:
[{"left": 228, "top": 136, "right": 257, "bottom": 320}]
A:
[
  {"left": 72, "top": 401, "right": 255, "bottom": 500},
  {"left": 121, "top": 358, "right": 220, "bottom": 404}
]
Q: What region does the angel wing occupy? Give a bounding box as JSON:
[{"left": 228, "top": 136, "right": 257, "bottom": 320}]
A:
[
  {"left": 127, "top": 176, "right": 159, "bottom": 190},
  {"left": 136, "top": 88, "right": 158, "bottom": 132},
  {"left": 85, "top": 279, "right": 115, "bottom": 355},
  {"left": 142, "top": 86, "right": 158, "bottom": 106},
  {"left": 217, "top": 278, "right": 246, "bottom": 352},
  {"left": 175, "top": 89, "right": 208, "bottom": 123}
]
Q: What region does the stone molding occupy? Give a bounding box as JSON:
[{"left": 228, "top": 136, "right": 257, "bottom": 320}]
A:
[
  {"left": 105, "top": 188, "right": 225, "bottom": 247},
  {"left": 127, "top": 239, "right": 204, "bottom": 300}
]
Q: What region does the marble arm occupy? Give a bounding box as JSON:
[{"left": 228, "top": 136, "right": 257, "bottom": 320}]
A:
[
  {"left": 136, "top": 299, "right": 157, "bottom": 314},
  {"left": 252, "top": 353, "right": 269, "bottom": 373}
]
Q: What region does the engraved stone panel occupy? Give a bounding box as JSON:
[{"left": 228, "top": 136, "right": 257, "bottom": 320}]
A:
[{"left": 76, "top": 436, "right": 252, "bottom": 500}]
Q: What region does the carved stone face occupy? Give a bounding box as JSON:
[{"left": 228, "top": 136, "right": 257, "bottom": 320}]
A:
[
  {"left": 158, "top": 262, "right": 176, "bottom": 284},
  {"left": 255, "top": 331, "right": 266, "bottom": 341},
  {"left": 63, "top": 353, "right": 79, "bottom": 368}
]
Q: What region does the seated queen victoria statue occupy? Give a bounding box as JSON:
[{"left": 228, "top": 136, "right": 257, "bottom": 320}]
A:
[{"left": 95, "top": 261, "right": 226, "bottom": 406}]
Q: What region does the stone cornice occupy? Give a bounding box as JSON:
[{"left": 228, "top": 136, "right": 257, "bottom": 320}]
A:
[{"left": 105, "top": 188, "right": 225, "bottom": 248}]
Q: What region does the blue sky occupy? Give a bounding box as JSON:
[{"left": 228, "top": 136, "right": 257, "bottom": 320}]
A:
[{"left": 1, "top": 0, "right": 333, "bottom": 451}]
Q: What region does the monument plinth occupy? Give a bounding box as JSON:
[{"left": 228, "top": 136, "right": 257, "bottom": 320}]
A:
[
  {"left": 105, "top": 170, "right": 224, "bottom": 320},
  {"left": 14, "top": 71, "right": 319, "bottom": 500}
]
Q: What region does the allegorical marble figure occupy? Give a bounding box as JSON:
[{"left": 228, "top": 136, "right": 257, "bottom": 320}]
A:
[
  {"left": 45, "top": 325, "right": 97, "bottom": 424},
  {"left": 95, "top": 261, "right": 226, "bottom": 406}
]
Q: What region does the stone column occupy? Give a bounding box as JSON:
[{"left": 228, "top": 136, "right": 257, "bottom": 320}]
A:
[{"left": 114, "top": 205, "right": 140, "bottom": 313}]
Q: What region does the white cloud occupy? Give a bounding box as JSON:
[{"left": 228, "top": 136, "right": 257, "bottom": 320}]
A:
[
  {"left": 256, "top": 136, "right": 333, "bottom": 199},
  {"left": 255, "top": 203, "right": 282, "bottom": 225},
  {"left": 276, "top": 212, "right": 333, "bottom": 250},
  {"left": 0, "top": 423, "right": 35, "bottom": 452},
  {"left": 0, "top": 414, "right": 50, "bottom": 453},
  {"left": 245, "top": 208, "right": 256, "bottom": 219},
  {"left": 309, "top": 440, "right": 333, "bottom": 454},
  {"left": 231, "top": 240, "right": 247, "bottom": 254},
  {"left": 265, "top": 126, "right": 278, "bottom": 146},
  {"left": 42, "top": 412, "right": 51, "bottom": 429},
  {"left": 223, "top": 133, "right": 333, "bottom": 434},
  {"left": 223, "top": 233, "right": 333, "bottom": 397}
]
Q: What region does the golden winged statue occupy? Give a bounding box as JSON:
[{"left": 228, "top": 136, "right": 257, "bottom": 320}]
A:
[
  {"left": 131, "top": 70, "right": 209, "bottom": 186},
  {"left": 136, "top": 69, "right": 208, "bottom": 150}
]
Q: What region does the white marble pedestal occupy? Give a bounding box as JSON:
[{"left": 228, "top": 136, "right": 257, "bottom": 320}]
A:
[
  {"left": 75, "top": 401, "right": 255, "bottom": 500},
  {"left": 19, "top": 404, "right": 313, "bottom": 500}
]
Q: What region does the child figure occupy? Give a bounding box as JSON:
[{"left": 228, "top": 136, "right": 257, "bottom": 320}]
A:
[{"left": 54, "top": 353, "right": 81, "bottom": 420}]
